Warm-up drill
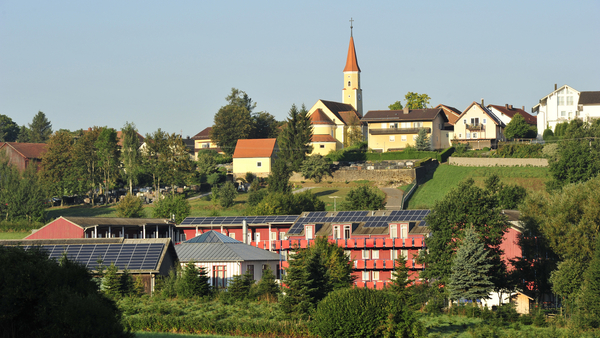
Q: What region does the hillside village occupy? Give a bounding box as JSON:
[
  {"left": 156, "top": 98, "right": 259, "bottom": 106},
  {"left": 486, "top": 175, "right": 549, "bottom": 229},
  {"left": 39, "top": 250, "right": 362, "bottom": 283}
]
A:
[{"left": 2, "top": 29, "right": 600, "bottom": 337}]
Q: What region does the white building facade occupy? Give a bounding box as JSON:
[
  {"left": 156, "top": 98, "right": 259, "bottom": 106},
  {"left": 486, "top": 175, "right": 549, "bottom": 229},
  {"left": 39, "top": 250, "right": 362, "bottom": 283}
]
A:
[{"left": 533, "top": 85, "right": 580, "bottom": 138}]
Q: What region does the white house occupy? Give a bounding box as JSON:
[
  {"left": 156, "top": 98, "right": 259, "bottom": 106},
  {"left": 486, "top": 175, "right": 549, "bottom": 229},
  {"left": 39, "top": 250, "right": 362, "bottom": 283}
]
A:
[
  {"left": 578, "top": 91, "right": 600, "bottom": 122},
  {"left": 532, "top": 84, "right": 580, "bottom": 138}
]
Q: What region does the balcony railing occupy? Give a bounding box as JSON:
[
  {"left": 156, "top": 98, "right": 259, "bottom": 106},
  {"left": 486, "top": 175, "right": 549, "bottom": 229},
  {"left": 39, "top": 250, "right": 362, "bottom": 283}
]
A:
[
  {"left": 369, "top": 127, "right": 431, "bottom": 135},
  {"left": 465, "top": 123, "right": 484, "bottom": 131}
]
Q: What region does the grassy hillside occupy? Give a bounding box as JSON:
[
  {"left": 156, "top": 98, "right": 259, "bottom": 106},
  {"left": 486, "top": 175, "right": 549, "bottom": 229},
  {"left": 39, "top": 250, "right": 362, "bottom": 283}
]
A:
[{"left": 408, "top": 164, "right": 550, "bottom": 209}]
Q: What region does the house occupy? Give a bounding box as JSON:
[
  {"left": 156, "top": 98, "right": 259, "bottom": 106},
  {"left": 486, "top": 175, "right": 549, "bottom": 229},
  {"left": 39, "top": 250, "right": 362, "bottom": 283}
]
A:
[
  {"left": 435, "top": 104, "right": 462, "bottom": 126},
  {"left": 577, "top": 91, "right": 600, "bottom": 122},
  {"left": 26, "top": 216, "right": 180, "bottom": 241},
  {"left": 0, "top": 142, "right": 47, "bottom": 172},
  {"left": 175, "top": 230, "right": 282, "bottom": 288},
  {"left": 362, "top": 107, "right": 450, "bottom": 151},
  {"left": 488, "top": 104, "right": 537, "bottom": 130},
  {"left": 306, "top": 30, "right": 366, "bottom": 153},
  {"left": 232, "top": 138, "right": 278, "bottom": 177},
  {"left": 192, "top": 127, "right": 223, "bottom": 157},
  {"left": 0, "top": 237, "right": 178, "bottom": 294},
  {"left": 453, "top": 101, "right": 505, "bottom": 149},
  {"left": 533, "top": 84, "right": 581, "bottom": 137},
  {"left": 116, "top": 130, "right": 145, "bottom": 148}
]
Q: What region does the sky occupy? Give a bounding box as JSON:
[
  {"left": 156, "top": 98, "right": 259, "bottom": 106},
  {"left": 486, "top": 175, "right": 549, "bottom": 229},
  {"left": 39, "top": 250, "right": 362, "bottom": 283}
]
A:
[{"left": 1, "top": 0, "right": 599, "bottom": 138}]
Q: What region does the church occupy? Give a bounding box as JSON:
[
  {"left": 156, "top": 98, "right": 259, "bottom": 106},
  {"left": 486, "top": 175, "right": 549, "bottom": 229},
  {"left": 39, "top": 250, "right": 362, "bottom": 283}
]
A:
[{"left": 307, "top": 25, "right": 367, "bottom": 155}]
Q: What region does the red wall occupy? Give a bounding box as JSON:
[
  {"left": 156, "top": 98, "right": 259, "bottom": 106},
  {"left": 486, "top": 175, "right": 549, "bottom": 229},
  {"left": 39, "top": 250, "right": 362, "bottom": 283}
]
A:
[
  {"left": 500, "top": 227, "right": 522, "bottom": 271},
  {"left": 26, "top": 218, "right": 84, "bottom": 239}
]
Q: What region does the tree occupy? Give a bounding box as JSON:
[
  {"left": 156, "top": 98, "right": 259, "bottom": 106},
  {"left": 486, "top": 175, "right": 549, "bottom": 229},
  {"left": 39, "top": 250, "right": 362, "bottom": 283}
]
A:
[
  {"left": 28, "top": 111, "right": 53, "bottom": 143},
  {"left": 300, "top": 154, "right": 332, "bottom": 183},
  {"left": 101, "top": 263, "right": 122, "bottom": 299},
  {"left": 250, "top": 111, "right": 281, "bottom": 139},
  {"left": 218, "top": 181, "right": 237, "bottom": 208},
  {"left": 388, "top": 101, "right": 403, "bottom": 110},
  {"left": 0, "top": 115, "right": 19, "bottom": 142},
  {"left": 95, "top": 127, "right": 120, "bottom": 203},
  {"left": 389, "top": 254, "right": 412, "bottom": 302},
  {"left": 120, "top": 122, "right": 143, "bottom": 194},
  {"left": 448, "top": 226, "right": 494, "bottom": 302},
  {"left": 115, "top": 193, "right": 145, "bottom": 218},
  {"left": 341, "top": 185, "right": 385, "bottom": 211},
  {"left": 16, "top": 125, "right": 30, "bottom": 142},
  {"left": 542, "top": 128, "right": 554, "bottom": 141},
  {"left": 504, "top": 114, "right": 532, "bottom": 140},
  {"left": 119, "top": 268, "right": 135, "bottom": 297},
  {"left": 0, "top": 246, "right": 132, "bottom": 337},
  {"left": 278, "top": 104, "right": 313, "bottom": 171},
  {"left": 404, "top": 92, "right": 431, "bottom": 109},
  {"left": 576, "top": 237, "right": 600, "bottom": 328},
  {"left": 176, "top": 262, "right": 210, "bottom": 298},
  {"left": 344, "top": 114, "right": 364, "bottom": 148},
  {"left": 418, "top": 179, "right": 508, "bottom": 290},
  {"left": 267, "top": 158, "right": 292, "bottom": 194},
  {"left": 73, "top": 127, "right": 101, "bottom": 205},
  {"left": 225, "top": 87, "right": 256, "bottom": 113},
  {"left": 415, "top": 128, "right": 430, "bottom": 151},
  {"left": 196, "top": 150, "right": 218, "bottom": 177},
  {"left": 281, "top": 236, "right": 355, "bottom": 318},
  {"left": 250, "top": 190, "right": 325, "bottom": 216},
  {"left": 0, "top": 156, "right": 46, "bottom": 222},
  {"left": 255, "top": 267, "right": 279, "bottom": 300},
  {"left": 211, "top": 89, "right": 255, "bottom": 156},
  {"left": 226, "top": 271, "right": 254, "bottom": 301},
  {"left": 152, "top": 194, "right": 191, "bottom": 224},
  {"left": 40, "top": 130, "right": 76, "bottom": 206}
]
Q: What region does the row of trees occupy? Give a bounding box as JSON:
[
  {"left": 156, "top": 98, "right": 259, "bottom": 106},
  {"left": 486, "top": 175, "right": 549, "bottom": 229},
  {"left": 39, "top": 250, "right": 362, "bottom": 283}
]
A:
[{"left": 0, "top": 111, "right": 53, "bottom": 143}]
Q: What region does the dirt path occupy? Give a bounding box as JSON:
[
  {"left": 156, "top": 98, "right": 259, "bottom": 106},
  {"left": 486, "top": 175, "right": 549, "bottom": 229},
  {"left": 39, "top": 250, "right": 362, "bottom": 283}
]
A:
[{"left": 382, "top": 187, "right": 403, "bottom": 210}]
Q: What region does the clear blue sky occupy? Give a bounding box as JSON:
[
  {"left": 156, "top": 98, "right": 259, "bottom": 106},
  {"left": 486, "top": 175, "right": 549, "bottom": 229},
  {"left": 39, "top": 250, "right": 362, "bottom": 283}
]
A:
[{"left": 1, "top": 0, "right": 599, "bottom": 138}]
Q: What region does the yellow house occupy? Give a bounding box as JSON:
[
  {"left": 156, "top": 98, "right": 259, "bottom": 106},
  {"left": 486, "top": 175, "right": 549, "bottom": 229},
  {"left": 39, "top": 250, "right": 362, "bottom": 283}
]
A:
[
  {"left": 362, "top": 107, "right": 450, "bottom": 151},
  {"left": 306, "top": 29, "right": 365, "bottom": 154},
  {"left": 232, "top": 138, "right": 278, "bottom": 177},
  {"left": 192, "top": 127, "right": 223, "bottom": 158},
  {"left": 453, "top": 101, "right": 505, "bottom": 149}
]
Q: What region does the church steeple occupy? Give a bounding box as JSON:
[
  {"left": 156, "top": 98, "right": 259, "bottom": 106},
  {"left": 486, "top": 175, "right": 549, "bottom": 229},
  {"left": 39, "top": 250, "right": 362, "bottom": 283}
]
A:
[{"left": 343, "top": 18, "right": 362, "bottom": 116}]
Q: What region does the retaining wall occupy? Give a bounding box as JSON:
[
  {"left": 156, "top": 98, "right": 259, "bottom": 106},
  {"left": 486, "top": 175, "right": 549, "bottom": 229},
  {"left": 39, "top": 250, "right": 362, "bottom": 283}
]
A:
[
  {"left": 290, "top": 168, "right": 415, "bottom": 184},
  {"left": 449, "top": 157, "right": 548, "bottom": 167}
]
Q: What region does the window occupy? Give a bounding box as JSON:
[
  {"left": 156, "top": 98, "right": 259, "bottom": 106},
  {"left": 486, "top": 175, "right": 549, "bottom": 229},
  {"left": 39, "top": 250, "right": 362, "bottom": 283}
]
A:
[
  {"left": 472, "top": 132, "right": 478, "bottom": 139},
  {"left": 391, "top": 249, "right": 398, "bottom": 259},
  {"left": 333, "top": 225, "right": 340, "bottom": 239},
  {"left": 254, "top": 232, "right": 260, "bottom": 242},
  {"left": 257, "top": 161, "right": 262, "bottom": 167},
  {"left": 483, "top": 118, "right": 487, "bottom": 124},
  {"left": 463, "top": 119, "right": 467, "bottom": 124},
  {"left": 561, "top": 111, "right": 566, "bottom": 117},
  {"left": 270, "top": 232, "right": 277, "bottom": 241},
  {"left": 389, "top": 123, "right": 398, "bottom": 128},
  {"left": 567, "top": 96, "right": 573, "bottom": 105},
  {"left": 401, "top": 135, "right": 407, "bottom": 142},
  {"left": 372, "top": 250, "right": 379, "bottom": 259},
  {"left": 401, "top": 122, "right": 410, "bottom": 128},
  {"left": 362, "top": 271, "right": 370, "bottom": 281},
  {"left": 344, "top": 225, "right": 351, "bottom": 239},
  {"left": 372, "top": 271, "right": 379, "bottom": 281},
  {"left": 401, "top": 250, "right": 408, "bottom": 259},
  {"left": 401, "top": 224, "right": 408, "bottom": 239},
  {"left": 389, "top": 136, "right": 395, "bottom": 142},
  {"left": 558, "top": 97, "right": 565, "bottom": 105},
  {"left": 390, "top": 224, "right": 397, "bottom": 238},
  {"left": 459, "top": 134, "right": 462, "bottom": 138},
  {"left": 213, "top": 266, "right": 226, "bottom": 288},
  {"left": 362, "top": 249, "right": 370, "bottom": 259},
  {"left": 202, "top": 143, "right": 209, "bottom": 148},
  {"left": 305, "top": 226, "right": 313, "bottom": 240},
  {"left": 446, "top": 133, "right": 449, "bottom": 138},
  {"left": 247, "top": 264, "right": 254, "bottom": 277},
  {"left": 466, "top": 133, "right": 471, "bottom": 139},
  {"left": 319, "top": 144, "right": 325, "bottom": 148},
  {"left": 470, "top": 117, "right": 479, "bottom": 125},
  {"left": 414, "top": 122, "right": 423, "bottom": 128},
  {"left": 279, "top": 231, "right": 286, "bottom": 240},
  {"left": 348, "top": 81, "right": 351, "bottom": 87},
  {"left": 229, "top": 233, "right": 235, "bottom": 239},
  {"left": 344, "top": 250, "right": 351, "bottom": 259}
]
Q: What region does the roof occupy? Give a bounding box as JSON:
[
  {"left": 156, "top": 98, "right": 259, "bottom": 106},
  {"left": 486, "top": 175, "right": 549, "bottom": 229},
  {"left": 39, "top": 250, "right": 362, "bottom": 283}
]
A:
[
  {"left": 578, "top": 91, "right": 600, "bottom": 105},
  {"left": 232, "top": 138, "right": 277, "bottom": 158},
  {"left": 488, "top": 104, "right": 537, "bottom": 125},
  {"left": 175, "top": 230, "right": 281, "bottom": 262},
  {"left": 457, "top": 102, "right": 505, "bottom": 127},
  {"left": 116, "top": 130, "right": 145, "bottom": 147},
  {"left": 310, "top": 109, "right": 335, "bottom": 125},
  {"left": 362, "top": 108, "right": 447, "bottom": 122},
  {"left": 192, "top": 127, "right": 212, "bottom": 140},
  {"left": 343, "top": 36, "right": 360, "bottom": 72},
  {"left": 311, "top": 134, "right": 337, "bottom": 143},
  {"left": 435, "top": 104, "right": 462, "bottom": 125},
  {"left": 0, "top": 142, "right": 47, "bottom": 159},
  {"left": 57, "top": 216, "right": 172, "bottom": 228},
  {"left": 319, "top": 100, "right": 362, "bottom": 121},
  {"left": 532, "top": 84, "right": 580, "bottom": 113}
]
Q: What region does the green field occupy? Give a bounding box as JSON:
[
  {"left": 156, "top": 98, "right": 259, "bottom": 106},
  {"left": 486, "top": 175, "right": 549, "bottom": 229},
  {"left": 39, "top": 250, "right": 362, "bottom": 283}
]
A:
[
  {"left": 0, "top": 232, "right": 29, "bottom": 239},
  {"left": 407, "top": 164, "right": 550, "bottom": 209}
]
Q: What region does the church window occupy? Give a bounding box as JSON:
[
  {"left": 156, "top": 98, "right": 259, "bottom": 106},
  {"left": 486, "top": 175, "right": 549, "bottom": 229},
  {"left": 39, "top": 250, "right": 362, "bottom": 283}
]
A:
[{"left": 348, "top": 81, "right": 351, "bottom": 87}]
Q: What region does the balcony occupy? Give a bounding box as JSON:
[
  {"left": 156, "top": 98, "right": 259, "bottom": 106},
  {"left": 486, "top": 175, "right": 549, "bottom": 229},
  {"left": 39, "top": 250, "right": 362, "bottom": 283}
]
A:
[
  {"left": 369, "top": 127, "right": 431, "bottom": 135},
  {"left": 465, "top": 124, "right": 484, "bottom": 131}
]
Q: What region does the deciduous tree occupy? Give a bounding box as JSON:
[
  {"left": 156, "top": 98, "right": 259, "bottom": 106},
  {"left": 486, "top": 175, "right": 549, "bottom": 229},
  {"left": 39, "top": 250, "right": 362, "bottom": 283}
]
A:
[
  {"left": 0, "top": 115, "right": 19, "bottom": 142},
  {"left": 95, "top": 127, "right": 119, "bottom": 203},
  {"left": 151, "top": 194, "right": 191, "bottom": 224},
  {"left": 341, "top": 185, "right": 385, "bottom": 210},
  {"left": 300, "top": 154, "right": 332, "bottom": 183},
  {"left": 115, "top": 193, "right": 145, "bottom": 218},
  {"left": 40, "top": 131, "right": 76, "bottom": 206},
  {"left": 405, "top": 92, "right": 431, "bottom": 109},
  {"left": 120, "top": 122, "right": 143, "bottom": 194},
  {"left": 73, "top": 127, "right": 101, "bottom": 205},
  {"left": 211, "top": 89, "right": 255, "bottom": 155},
  {"left": 504, "top": 113, "right": 534, "bottom": 140},
  {"left": 250, "top": 111, "right": 281, "bottom": 139}
]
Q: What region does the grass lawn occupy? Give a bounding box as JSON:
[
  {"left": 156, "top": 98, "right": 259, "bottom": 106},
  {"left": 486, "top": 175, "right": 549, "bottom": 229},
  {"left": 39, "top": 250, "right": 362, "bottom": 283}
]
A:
[
  {"left": 408, "top": 164, "right": 550, "bottom": 209},
  {"left": 0, "top": 232, "right": 29, "bottom": 239},
  {"left": 136, "top": 333, "right": 242, "bottom": 338}
]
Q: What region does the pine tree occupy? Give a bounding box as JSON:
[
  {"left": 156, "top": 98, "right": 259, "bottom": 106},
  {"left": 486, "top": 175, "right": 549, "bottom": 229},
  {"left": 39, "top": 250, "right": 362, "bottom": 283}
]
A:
[
  {"left": 255, "top": 267, "right": 280, "bottom": 300},
  {"left": 278, "top": 104, "right": 313, "bottom": 171},
  {"left": 227, "top": 271, "right": 255, "bottom": 301},
  {"left": 28, "top": 111, "right": 52, "bottom": 143},
  {"left": 448, "top": 226, "right": 494, "bottom": 303},
  {"left": 133, "top": 275, "right": 146, "bottom": 296},
  {"left": 389, "top": 254, "right": 411, "bottom": 302},
  {"left": 119, "top": 268, "right": 135, "bottom": 296},
  {"left": 176, "top": 262, "right": 210, "bottom": 298},
  {"left": 102, "top": 263, "right": 121, "bottom": 299},
  {"left": 267, "top": 158, "right": 292, "bottom": 194},
  {"left": 415, "top": 128, "right": 430, "bottom": 151}
]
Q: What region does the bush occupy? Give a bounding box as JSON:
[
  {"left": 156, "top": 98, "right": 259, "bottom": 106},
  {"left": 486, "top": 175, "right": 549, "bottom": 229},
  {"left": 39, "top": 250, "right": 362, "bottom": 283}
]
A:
[
  {"left": 543, "top": 128, "right": 554, "bottom": 140},
  {"left": 218, "top": 181, "right": 238, "bottom": 208},
  {"left": 494, "top": 143, "right": 543, "bottom": 158},
  {"left": 115, "top": 193, "right": 145, "bottom": 218},
  {"left": 310, "top": 287, "right": 424, "bottom": 338},
  {"left": 341, "top": 185, "right": 385, "bottom": 211},
  {"left": 497, "top": 184, "right": 527, "bottom": 209},
  {"left": 152, "top": 194, "right": 191, "bottom": 224}
]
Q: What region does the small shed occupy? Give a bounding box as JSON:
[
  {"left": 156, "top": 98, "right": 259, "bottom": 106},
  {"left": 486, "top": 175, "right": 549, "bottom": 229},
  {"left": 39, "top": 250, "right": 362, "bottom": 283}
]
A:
[
  {"left": 511, "top": 291, "right": 534, "bottom": 314},
  {"left": 175, "top": 230, "right": 282, "bottom": 289},
  {"left": 232, "top": 138, "right": 278, "bottom": 177}
]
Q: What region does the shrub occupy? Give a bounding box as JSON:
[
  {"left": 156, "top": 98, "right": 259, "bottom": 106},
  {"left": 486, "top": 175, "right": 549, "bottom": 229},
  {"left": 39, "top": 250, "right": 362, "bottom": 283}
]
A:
[
  {"left": 543, "top": 128, "right": 554, "bottom": 140},
  {"left": 152, "top": 194, "right": 191, "bottom": 224},
  {"left": 497, "top": 184, "right": 527, "bottom": 209},
  {"left": 300, "top": 154, "right": 332, "bottom": 183},
  {"left": 115, "top": 193, "right": 145, "bottom": 218},
  {"left": 341, "top": 185, "right": 385, "bottom": 211},
  {"left": 218, "top": 181, "right": 238, "bottom": 208},
  {"left": 310, "top": 287, "right": 424, "bottom": 338},
  {"left": 247, "top": 188, "right": 268, "bottom": 207},
  {"left": 494, "top": 143, "right": 543, "bottom": 158}
]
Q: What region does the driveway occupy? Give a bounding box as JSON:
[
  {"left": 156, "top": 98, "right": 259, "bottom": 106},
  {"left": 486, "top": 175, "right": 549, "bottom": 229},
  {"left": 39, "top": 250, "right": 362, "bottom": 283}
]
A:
[{"left": 382, "top": 187, "right": 403, "bottom": 210}]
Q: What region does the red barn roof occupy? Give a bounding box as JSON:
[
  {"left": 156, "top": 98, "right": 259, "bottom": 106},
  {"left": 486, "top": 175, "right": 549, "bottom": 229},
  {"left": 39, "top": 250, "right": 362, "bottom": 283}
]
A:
[{"left": 232, "top": 139, "right": 277, "bottom": 158}]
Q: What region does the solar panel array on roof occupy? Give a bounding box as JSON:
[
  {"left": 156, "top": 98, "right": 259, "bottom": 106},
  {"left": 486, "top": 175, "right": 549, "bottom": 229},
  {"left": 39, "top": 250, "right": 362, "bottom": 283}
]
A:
[
  {"left": 22, "top": 243, "right": 164, "bottom": 271},
  {"left": 291, "top": 210, "right": 430, "bottom": 232},
  {"left": 181, "top": 215, "right": 299, "bottom": 225}
]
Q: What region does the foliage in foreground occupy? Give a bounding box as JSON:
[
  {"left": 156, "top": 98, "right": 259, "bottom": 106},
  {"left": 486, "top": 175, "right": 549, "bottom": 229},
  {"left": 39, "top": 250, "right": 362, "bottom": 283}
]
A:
[
  {"left": 0, "top": 246, "right": 132, "bottom": 338},
  {"left": 311, "top": 287, "right": 425, "bottom": 338}
]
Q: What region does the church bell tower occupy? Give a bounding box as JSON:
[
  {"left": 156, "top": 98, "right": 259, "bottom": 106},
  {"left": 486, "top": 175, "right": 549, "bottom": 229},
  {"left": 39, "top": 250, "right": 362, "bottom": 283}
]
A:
[{"left": 343, "top": 18, "right": 363, "bottom": 117}]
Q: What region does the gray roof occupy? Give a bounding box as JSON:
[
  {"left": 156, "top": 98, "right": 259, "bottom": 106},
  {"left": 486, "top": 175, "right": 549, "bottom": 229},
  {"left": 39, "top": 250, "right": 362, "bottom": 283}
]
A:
[
  {"left": 578, "top": 91, "right": 600, "bottom": 105},
  {"left": 176, "top": 230, "right": 281, "bottom": 262},
  {"left": 60, "top": 217, "right": 172, "bottom": 228}
]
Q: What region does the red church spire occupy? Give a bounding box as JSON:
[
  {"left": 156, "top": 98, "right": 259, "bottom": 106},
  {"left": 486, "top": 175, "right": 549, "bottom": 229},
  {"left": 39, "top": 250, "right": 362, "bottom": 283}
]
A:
[{"left": 343, "top": 19, "right": 360, "bottom": 72}]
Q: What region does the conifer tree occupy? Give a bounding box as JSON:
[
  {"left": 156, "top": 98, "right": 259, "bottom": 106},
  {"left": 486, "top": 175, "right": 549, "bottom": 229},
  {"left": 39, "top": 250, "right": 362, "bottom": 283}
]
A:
[
  {"left": 255, "top": 267, "right": 279, "bottom": 299},
  {"left": 102, "top": 263, "right": 121, "bottom": 299},
  {"left": 133, "top": 275, "right": 146, "bottom": 296},
  {"left": 389, "top": 254, "right": 411, "bottom": 302},
  {"left": 227, "top": 270, "right": 255, "bottom": 301},
  {"left": 119, "top": 268, "right": 135, "bottom": 296},
  {"left": 448, "top": 226, "right": 494, "bottom": 303},
  {"left": 415, "top": 128, "right": 430, "bottom": 151},
  {"left": 278, "top": 104, "right": 313, "bottom": 171},
  {"left": 176, "top": 262, "right": 210, "bottom": 298},
  {"left": 28, "top": 111, "right": 52, "bottom": 143}
]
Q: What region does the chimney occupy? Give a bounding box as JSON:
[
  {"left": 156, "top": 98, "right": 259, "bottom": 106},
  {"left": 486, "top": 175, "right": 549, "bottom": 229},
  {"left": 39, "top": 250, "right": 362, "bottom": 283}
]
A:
[
  {"left": 510, "top": 105, "right": 513, "bottom": 109},
  {"left": 481, "top": 98, "right": 484, "bottom": 107},
  {"left": 555, "top": 84, "right": 558, "bottom": 90},
  {"left": 242, "top": 219, "right": 248, "bottom": 244},
  {"left": 505, "top": 104, "right": 509, "bottom": 109},
  {"left": 522, "top": 106, "right": 525, "bottom": 110},
  {"left": 403, "top": 106, "right": 409, "bottom": 114}
]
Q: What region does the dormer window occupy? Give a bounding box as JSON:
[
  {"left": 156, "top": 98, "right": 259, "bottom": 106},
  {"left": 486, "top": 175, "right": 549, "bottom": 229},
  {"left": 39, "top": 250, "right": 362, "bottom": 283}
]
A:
[
  {"left": 344, "top": 225, "right": 351, "bottom": 238},
  {"left": 390, "top": 224, "right": 397, "bottom": 239},
  {"left": 305, "top": 225, "right": 313, "bottom": 240},
  {"left": 333, "top": 225, "right": 340, "bottom": 239}
]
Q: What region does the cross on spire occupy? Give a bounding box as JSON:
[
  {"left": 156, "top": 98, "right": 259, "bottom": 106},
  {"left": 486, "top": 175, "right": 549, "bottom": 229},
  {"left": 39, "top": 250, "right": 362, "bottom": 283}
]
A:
[{"left": 350, "top": 18, "right": 354, "bottom": 36}]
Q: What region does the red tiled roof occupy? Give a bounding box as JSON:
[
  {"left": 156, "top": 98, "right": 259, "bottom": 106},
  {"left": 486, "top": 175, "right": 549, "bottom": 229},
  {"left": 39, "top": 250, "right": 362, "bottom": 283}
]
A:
[
  {"left": 311, "top": 135, "right": 337, "bottom": 143},
  {"left": 116, "top": 130, "right": 145, "bottom": 147},
  {"left": 318, "top": 100, "right": 363, "bottom": 122},
  {"left": 488, "top": 104, "right": 537, "bottom": 125},
  {"left": 343, "top": 36, "right": 361, "bottom": 72},
  {"left": 0, "top": 142, "right": 47, "bottom": 159},
  {"left": 435, "top": 104, "right": 462, "bottom": 125},
  {"left": 310, "top": 109, "right": 335, "bottom": 125},
  {"left": 232, "top": 139, "right": 277, "bottom": 158},
  {"left": 192, "top": 127, "right": 212, "bottom": 140}
]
